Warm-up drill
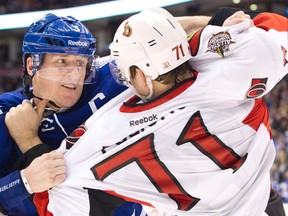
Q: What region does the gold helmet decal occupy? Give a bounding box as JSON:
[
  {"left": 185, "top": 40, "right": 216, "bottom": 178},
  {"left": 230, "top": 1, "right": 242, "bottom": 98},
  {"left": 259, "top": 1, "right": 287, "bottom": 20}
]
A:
[
  {"left": 206, "top": 31, "right": 235, "bottom": 58},
  {"left": 123, "top": 22, "right": 132, "bottom": 37}
]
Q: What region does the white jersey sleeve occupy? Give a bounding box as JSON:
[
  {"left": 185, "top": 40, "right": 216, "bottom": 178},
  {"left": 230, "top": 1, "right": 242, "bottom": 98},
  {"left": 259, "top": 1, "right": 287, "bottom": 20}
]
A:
[{"left": 189, "top": 14, "right": 287, "bottom": 101}]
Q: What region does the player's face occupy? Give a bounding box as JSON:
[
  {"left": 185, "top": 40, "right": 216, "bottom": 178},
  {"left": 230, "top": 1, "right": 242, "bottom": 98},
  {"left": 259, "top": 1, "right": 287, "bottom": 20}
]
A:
[{"left": 28, "top": 53, "right": 88, "bottom": 108}]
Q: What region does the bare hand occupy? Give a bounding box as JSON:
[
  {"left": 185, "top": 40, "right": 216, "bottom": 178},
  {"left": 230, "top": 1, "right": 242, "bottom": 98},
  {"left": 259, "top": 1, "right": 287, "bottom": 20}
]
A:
[
  {"left": 23, "top": 150, "right": 66, "bottom": 193},
  {"left": 223, "top": 11, "right": 254, "bottom": 27},
  {"left": 5, "top": 99, "right": 49, "bottom": 152}
]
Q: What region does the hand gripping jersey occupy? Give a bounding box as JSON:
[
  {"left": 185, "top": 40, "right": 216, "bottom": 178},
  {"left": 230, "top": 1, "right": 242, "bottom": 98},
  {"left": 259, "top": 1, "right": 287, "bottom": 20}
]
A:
[
  {"left": 36, "top": 13, "right": 288, "bottom": 216},
  {"left": 0, "top": 56, "right": 135, "bottom": 215}
]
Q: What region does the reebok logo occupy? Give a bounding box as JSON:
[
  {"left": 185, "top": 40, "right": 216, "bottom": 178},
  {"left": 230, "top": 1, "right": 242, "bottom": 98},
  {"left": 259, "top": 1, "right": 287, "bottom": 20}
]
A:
[
  {"left": 130, "top": 114, "right": 158, "bottom": 127},
  {"left": 68, "top": 40, "right": 88, "bottom": 47}
]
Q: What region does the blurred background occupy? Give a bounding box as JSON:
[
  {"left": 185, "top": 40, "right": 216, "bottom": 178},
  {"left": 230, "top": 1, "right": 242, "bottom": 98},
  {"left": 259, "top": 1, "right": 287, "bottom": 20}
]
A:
[{"left": 0, "top": 0, "right": 287, "bottom": 214}]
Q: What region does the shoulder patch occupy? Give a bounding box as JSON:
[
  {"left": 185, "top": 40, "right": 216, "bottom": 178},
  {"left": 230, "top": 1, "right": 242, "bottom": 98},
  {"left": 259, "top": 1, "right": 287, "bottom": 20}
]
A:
[
  {"left": 246, "top": 78, "right": 268, "bottom": 99},
  {"left": 206, "top": 31, "right": 235, "bottom": 58}
]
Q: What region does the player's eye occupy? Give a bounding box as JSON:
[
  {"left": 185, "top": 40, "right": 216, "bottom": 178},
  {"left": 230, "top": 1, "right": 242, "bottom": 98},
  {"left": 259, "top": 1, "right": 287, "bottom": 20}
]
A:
[
  {"left": 57, "top": 59, "right": 66, "bottom": 64},
  {"left": 76, "top": 60, "right": 85, "bottom": 67}
]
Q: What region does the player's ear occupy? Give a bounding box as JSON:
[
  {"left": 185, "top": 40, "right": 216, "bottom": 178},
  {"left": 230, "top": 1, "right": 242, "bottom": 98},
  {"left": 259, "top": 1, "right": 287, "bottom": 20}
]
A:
[
  {"left": 136, "top": 68, "right": 147, "bottom": 84},
  {"left": 131, "top": 68, "right": 148, "bottom": 88},
  {"left": 130, "top": 68, "right": 150, "bottom": 97},
  {"left": 26, "top": 57, "right": 34, "bottom": 76}
]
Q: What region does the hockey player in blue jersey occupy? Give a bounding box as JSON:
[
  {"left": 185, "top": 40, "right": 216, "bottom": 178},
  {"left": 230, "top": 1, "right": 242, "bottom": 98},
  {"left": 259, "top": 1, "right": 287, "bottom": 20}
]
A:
[{"left": 0, "top": 13, "right": 145, "bottom": 216}]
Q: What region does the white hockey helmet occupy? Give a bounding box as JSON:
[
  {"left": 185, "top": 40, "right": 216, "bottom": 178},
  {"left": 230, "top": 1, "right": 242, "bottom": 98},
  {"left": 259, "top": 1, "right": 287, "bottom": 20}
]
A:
[{"left": 109, "top": 7, "right": 191, "bottom": 86}]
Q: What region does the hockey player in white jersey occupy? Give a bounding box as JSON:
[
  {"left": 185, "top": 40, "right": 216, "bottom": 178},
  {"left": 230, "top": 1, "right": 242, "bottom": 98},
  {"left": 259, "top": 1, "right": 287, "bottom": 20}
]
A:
[{"left": 10, "top": 7, "right": 288, "bottom": 216}]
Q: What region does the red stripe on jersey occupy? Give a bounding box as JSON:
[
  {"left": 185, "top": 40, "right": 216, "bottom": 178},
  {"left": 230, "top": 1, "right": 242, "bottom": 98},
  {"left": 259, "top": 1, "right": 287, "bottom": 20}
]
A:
[
  {"left": 242, "top": 99, "right": 272, "bottom": 137},
  {"left": 120, "top": 74, "right": 198, "bottom": 113},
  {"left": 254, "top": 13, "right": 288, "bottom": 32},
  {"left": 177, "top": 111, "right": 247, "bottom": 172},
  {"left": 92, "top": 134, "right": 199, "bottom": 210},
  {"left": 189, "top": 29, "right": 203, "bottom": 56},
  {"left": 34, "top": 191, "right": 53, "bottom": 216}
]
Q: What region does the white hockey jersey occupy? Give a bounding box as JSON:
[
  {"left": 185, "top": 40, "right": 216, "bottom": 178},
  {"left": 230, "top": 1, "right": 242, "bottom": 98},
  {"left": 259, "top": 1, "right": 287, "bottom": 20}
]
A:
[{"left": 35, "top": 13, "right": 288, "bottom": 216}]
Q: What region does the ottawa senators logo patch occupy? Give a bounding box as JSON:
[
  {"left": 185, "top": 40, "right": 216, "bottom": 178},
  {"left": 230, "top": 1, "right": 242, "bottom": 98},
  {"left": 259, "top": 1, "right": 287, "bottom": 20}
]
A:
[
  {"left": 206, "top": 31, "right": 235, "bottom": 58},
  {"left": 65, "top": 124, "right": 87, "bottom": 149},
  {"left": 246, "top": 78, "right": 268, "bottom": 99}
]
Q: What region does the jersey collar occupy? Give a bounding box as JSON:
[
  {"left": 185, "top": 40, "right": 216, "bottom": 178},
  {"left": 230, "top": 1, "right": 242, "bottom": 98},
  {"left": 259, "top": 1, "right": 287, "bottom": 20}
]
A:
[{"left": 120, "top": 72, "right": 198, "bottom": 113}]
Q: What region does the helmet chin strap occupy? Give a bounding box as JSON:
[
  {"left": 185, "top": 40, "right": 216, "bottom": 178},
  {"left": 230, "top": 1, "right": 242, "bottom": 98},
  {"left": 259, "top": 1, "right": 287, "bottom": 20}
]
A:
[
  {"left": 23, "top": 74, "right": 63, "bottom": 113},
  {"left": 24, "top": 85, "right": 62, "bottom": 117}
]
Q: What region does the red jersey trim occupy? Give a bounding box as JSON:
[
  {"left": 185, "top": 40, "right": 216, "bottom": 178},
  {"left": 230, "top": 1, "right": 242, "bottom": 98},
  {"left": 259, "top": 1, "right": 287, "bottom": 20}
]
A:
[
  {"left": 34, "top": 191, "right": 53, "bottom": 216},
  {"left": 254, "top": 12, "right": 288, "bottom": 32},
  {"left": 189, "top": 28, "right": 204, "bottom": 56},
  {"left": 242, "top": 98, "right": 272, "bottom": 138},
  {"left": 120, "top": 72, "right": 198, "bottom": 113}
]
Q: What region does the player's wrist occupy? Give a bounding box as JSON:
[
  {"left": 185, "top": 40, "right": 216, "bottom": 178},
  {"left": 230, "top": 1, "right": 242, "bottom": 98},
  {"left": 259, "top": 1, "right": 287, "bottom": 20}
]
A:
[
  {"left": 20, "top": 169, "right": 33, "bottom": 194},
  {"left": 16, "top": 137, "right": 42, "bottom": 153}
]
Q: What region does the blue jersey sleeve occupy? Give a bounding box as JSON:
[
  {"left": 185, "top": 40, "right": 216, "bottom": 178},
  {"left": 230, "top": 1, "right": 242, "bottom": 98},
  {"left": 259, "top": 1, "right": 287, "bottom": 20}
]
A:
[
  {"left": 0, "top": 171, "right": 30, "bottom": 214},
  {"left": 0, "top": 91, "right": 34, "bottom": 214},
  {"left": 114, "top": 202, "right": 147, "bottom": 216}
]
